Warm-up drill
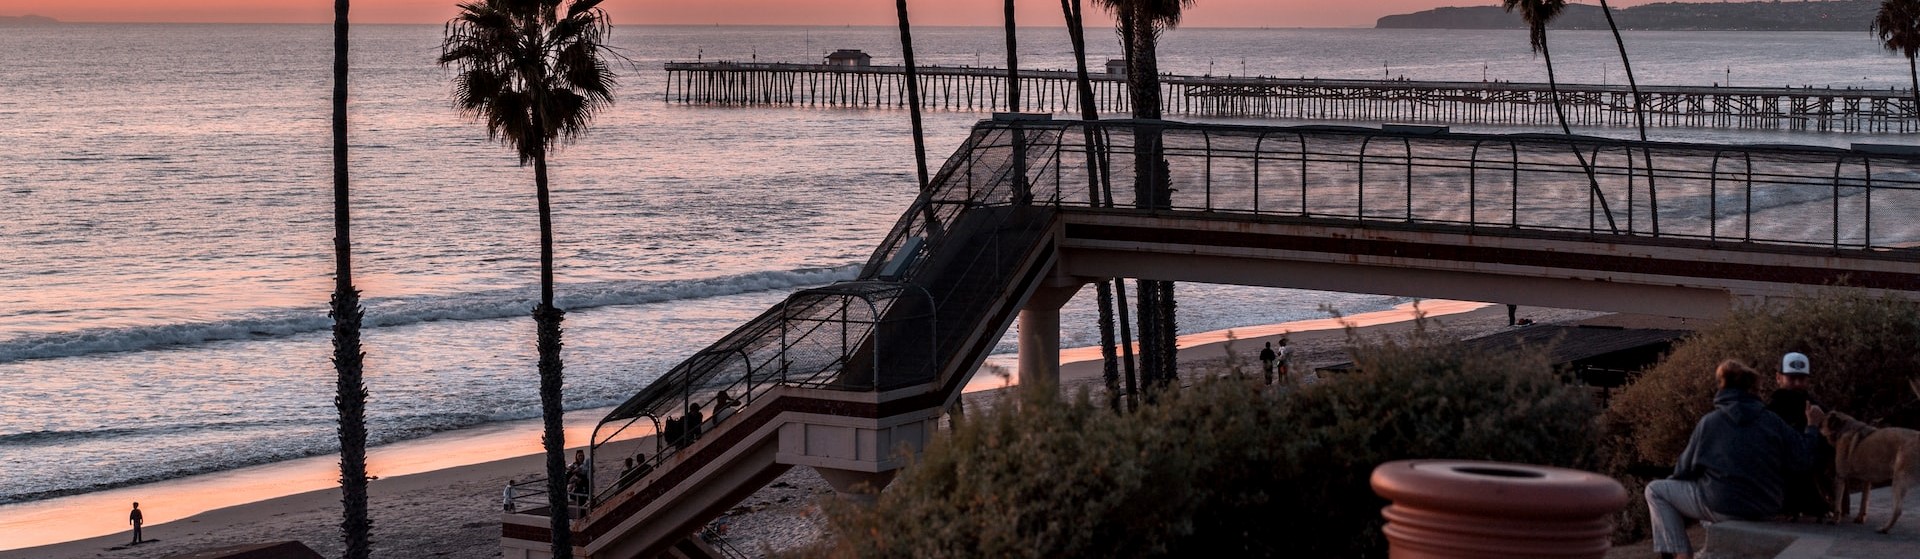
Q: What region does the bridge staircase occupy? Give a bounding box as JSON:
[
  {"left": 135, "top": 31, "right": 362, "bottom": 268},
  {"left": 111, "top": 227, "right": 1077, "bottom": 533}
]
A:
[{"left": 501, "top": 123, "right": 1065, "bottom": 559}]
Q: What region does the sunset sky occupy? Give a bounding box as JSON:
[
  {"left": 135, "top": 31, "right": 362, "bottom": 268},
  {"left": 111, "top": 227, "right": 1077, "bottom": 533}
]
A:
[{"left": 3, "top": 0, "right": 1695, "bottom": 29}]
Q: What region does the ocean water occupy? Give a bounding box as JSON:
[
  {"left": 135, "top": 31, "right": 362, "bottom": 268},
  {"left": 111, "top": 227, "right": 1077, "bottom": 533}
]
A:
[{"left": 0, "top": 23, "right": 1912, "bottom": 506}]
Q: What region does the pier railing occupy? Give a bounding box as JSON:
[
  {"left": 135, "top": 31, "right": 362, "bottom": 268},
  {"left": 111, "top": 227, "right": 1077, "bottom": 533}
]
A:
[
  {"left": 665, "top": 62, "right": 1920, "bottom": 132},
  {"left": 943, "top": 118, "right": 1920, "bottom": 252}
]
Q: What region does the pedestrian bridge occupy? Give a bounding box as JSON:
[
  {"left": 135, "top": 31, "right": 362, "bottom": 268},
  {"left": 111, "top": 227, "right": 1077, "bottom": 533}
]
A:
[{"left": 501, "top": 118, "right": 1920, "bottom": 558}]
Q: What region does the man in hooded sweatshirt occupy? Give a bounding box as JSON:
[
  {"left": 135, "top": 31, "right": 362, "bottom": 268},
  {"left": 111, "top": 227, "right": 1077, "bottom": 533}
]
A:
[{"left": 1646, "top": 360, "right": 1824, "bottom": 559}]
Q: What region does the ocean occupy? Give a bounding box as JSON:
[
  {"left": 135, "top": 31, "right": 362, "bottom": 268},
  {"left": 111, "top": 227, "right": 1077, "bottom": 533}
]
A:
[{"left": 0, "top": 22, "right": 1912, "bottom": 513}]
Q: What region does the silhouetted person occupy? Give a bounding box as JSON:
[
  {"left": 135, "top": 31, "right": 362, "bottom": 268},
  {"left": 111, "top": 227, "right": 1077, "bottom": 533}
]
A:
[
  {"left": 128, "top": 502, "right": 143, "bottom": 544},
  {"left": 714, "top": 390, "right": 740, "bottom": 423},
  {"left": 664, "top": 417, "right": 683, "bottom": 449},
  {"left": 1767, "top": 352, "right": 1832, "bottom": 520},
  {"left": 1259, "top": 342, "right": 1278, "bottom": 384},
  {"left": 686, "top": 403, "right": 705, "bottom": 441},
  {"left": 1507, "top": 304, "right": 1518, "bottom": 326},
  {"left": 618, "top": 453, "right": 654, "bottom": 487}
]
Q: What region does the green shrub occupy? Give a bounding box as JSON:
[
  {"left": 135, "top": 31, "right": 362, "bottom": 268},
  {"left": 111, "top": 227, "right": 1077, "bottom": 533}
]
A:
[
  {"left": 1604, "top": 291, "right": 1920, "bottom": 469},
  {"left": 808, "top": 325, "right": 1599, "bottom": 558},
  {"left": 1268, "top": 326, "right": 1600, "bottom": 558}
]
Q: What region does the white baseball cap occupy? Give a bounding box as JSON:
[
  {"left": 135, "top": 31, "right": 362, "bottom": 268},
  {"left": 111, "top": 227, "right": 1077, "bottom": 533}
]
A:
[{"left": 1781, "top": 352, "right": 1811, "bottom": 376}]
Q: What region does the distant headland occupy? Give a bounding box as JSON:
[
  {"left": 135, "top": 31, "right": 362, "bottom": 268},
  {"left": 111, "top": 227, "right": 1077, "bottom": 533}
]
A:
[
  {"left": 1377, "top": 0, "right": 1874, "bottom": 32},
  {"left": 0, "top": 15, "right": 60, "bottom": 25}
]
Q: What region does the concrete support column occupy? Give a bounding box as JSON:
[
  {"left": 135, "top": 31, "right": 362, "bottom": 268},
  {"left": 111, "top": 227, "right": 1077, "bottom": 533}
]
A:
[
  {"left": 1017, "top": 306, "right": 1061, "bottom": 387},
  {"left": 1016, "top": 284, "right": 1083, "bottom": 389}
]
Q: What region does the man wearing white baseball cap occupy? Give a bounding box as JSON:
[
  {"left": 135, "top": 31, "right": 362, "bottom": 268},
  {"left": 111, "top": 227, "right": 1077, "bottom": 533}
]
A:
[{"left": 1767, "top": 351, "right": 1831, "bottom": 520}]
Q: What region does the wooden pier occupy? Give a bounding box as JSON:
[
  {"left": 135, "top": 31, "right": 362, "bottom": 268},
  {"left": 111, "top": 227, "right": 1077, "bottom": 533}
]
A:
[{"left": 665, "top": 61, "right": 1920, "bottom": 133}]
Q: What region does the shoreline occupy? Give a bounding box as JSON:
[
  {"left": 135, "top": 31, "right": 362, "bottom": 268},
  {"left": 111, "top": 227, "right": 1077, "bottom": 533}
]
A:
[{"left": 3, "top": 299, "right": 1520, "bottom": 557}]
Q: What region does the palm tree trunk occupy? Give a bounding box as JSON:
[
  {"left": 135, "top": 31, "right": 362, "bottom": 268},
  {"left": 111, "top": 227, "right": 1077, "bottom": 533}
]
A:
[
  {"left": 896, "top": 0, "right": 939, "bottom": 233},
  {"left": 1134, "top": 278, "right": 1158, "bottom": 398},
  {"left": 331, "top": 1, "right": 372, "bottom": 557},
  {"left": 531, "top": 119, "right": 573, "bottom": 558},
  {"left": 1115, "top": 277, "right": 1138, "bottom": 411},
  {"left": 1909, "top": 54, "right": 1918, "bottom": 124},
  {"left": 1123, "top": 6, "right": 1178, "bottom": 389},
  {"left": 1062, "top": 0, "right": 1122, "bottom": 411},
  {"left": 1540, "top": 38, "right": 1575, "bottom": 138},
  {"left": 1120, "top": 9, "right": 1156, "bottom": 390},
  {"left": 1597, "top": 0, "right": 1657, "bottom": 235},
  {"left": 1156, "top": 278, "right": 1176, "bottom": 387},
  {"left": 1540, "top": 37, "right": 1620, "bottom": 233},
  {"left": 1005, "top": 0, "right": 1030, "bottom": 204},
  {"left": 895, "top": 0, "right": 928, "bottom": 193}
]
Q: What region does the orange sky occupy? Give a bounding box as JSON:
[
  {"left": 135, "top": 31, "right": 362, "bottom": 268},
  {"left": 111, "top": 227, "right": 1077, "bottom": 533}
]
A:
[{"left": 2, "top": 0, "right": 1694, "bottom": 28}]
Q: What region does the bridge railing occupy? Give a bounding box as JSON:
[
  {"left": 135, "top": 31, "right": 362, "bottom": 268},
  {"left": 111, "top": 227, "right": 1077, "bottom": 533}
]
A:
[
  {"left": 578, "top": 126, "right": 1041, "bottom": 510},
  {"left": 984, "top": 119, "right": 1920, "bottom": 251}
]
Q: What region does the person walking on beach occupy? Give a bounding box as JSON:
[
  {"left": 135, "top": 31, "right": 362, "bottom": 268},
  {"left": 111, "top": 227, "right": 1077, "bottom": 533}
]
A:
[
  {"left": 1274, "top": 338, "right": 1292, "bottom": 381},
  {"left": 1259, "top": 342, "right": 1278, "bottom": 384},
  {"left": 1645, "top": 360, "right": 1823, "bottom": 559},
  {"left": 128, "top": 502, "right": 143, "bottom": 544}
]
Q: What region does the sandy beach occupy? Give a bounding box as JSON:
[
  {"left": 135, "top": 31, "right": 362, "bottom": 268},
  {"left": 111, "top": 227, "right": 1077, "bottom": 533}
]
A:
[{"left": 5, "top": 301, "right": 1619, "bottom": 558}]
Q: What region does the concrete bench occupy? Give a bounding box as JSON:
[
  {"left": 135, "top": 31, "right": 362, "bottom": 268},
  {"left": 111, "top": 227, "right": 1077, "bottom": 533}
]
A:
[{"left": 1703, "top": 486, "right": 1920, "bottom": 559}]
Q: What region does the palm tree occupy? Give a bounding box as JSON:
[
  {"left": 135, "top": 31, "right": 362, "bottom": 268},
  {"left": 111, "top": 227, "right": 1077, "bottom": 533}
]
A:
[
  {"left": 440, "top": 1, "right": 618, "bottom": 556},
  {"left": 1502, "top": 0, "right": 1618, "bottom": 232},
  {"left": 896, "top": 0, "right": 941, "bottom": 232},
  {"left": 1004, "top": 0, "right": 1020, "bottom": 112},
  {"left": 1876, "top": 0, "right": 1920, "bottom": 118},
  {"left": 1005, "top": 0, "right": 1032, "bottom": 204},
  {"left": 1596, "top": 0, "right": 1657, "bottom": 234},
  {"left": 331, "top": 1, "right": 372, "bottom": 558},
  {"left": 1502, "top": 0, "right": 1574, "bottom": 134},
  {"left": 1094, "top": 0, "right": 1192, "bottom": 393},
  {"left": 895, "top": 0, "right": 928, "bottom": 195},
  {"left": 1061, "top": 0, "right": 1127, "bottom": 410}
]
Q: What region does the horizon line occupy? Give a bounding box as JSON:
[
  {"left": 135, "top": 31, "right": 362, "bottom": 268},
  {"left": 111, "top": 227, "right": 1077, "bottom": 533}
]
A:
[{"left": 2, "top": 17, "right": 1367, "bottom": 30}]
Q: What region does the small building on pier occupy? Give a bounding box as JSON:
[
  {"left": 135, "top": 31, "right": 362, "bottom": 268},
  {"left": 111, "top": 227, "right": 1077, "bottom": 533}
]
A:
[
  {"left": 825, "top": 49, "right": 872, "bottom": 67},
  {"left": 1105, "top": 59, "right": 1128, "bottom": 75}
]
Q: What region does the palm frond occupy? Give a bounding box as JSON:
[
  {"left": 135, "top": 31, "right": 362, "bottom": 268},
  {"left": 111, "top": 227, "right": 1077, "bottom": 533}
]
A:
[
  {"left": 439, "top": 0, "right": 618, "bottom": 165},
  {"left": 1501, "top": 0, "right": 1568, "bottom": 54},
  {"left": 1876, "top": 0, "right": 1920, "bottom": 58},
  {"left": 1089, "top": 0, "right": 1196, "bottom": 33}
]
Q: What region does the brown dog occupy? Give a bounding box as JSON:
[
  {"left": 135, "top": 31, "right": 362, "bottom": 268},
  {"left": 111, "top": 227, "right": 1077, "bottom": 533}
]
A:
[{"left": 1820, "top": 411, "right": 1920, "bottom": 533}]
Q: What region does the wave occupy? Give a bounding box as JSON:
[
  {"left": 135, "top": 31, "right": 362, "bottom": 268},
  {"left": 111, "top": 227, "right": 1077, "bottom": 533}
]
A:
[
  {"left": 0, "top": 264, "right": 860, "bottom": 364},
  {"left": 0, "top": 409, "right": 594, "bottom": 504},
  {"left": 0, "top": 418, "right": 311, "bottom": 446}
]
